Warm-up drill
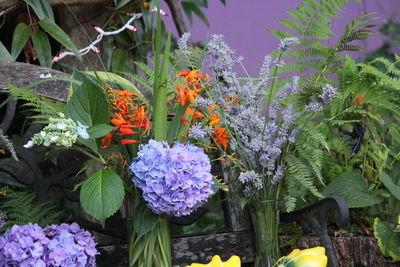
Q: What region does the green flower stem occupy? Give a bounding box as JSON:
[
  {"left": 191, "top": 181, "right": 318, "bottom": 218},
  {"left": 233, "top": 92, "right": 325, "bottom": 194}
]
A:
[
  {"left": 250, "top": 200, "right": 280, "bottom": 267},
  {"left": 72, "top": 145, "right": 106, "bottom": 165}
]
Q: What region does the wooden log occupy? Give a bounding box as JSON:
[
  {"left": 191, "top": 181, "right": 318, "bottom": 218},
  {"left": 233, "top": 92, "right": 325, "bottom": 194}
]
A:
[
  {"left": 0, "top": 60, "right": 69, "bottom": 101},
  {"left": 0, "top": 0, "right": 112, "bottom": 9},
  {"left": 95, "top": 232, "right": 400, "bottom": 267}
]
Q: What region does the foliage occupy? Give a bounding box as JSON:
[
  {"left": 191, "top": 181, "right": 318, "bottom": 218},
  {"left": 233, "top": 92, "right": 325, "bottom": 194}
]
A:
[
  {"left": 77, "top": 169, "right": 125, "bottom": 227},
  {"left": 322, "top": 172, "right": 383, "bottom": 208},
  {"left": 270, "top": 0, "right": 376, "bottom": 87},
  {"left": 374, "top": 217, "right": 400, "bottom": 262},
  {"left": 7, "top": 85, "right": 65, "bottom": 121},
  {"left": 0, "top": 187, "right": 60, "bottom": 234}
]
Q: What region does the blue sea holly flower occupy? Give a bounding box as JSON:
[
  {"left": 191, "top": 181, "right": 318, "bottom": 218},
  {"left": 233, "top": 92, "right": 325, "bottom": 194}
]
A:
[{"left": 130, "top": 140, "right": 214, "bottom": 217}]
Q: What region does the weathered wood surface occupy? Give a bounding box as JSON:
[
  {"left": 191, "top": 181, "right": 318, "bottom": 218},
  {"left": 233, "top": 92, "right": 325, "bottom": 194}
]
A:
[
  {"left": 0, "top": 60, "right": 69, "bottom": 101},
  {"left": 0, "top": 0, "right": 111, "bottom": 8},
  {"left": 96, "top": 233, "right": 400, "bottom": 267}
]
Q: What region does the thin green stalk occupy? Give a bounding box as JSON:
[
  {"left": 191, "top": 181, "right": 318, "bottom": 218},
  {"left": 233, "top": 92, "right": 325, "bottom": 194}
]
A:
[{"left": 72, "top": 145, "right": 106, "bottom": 165}]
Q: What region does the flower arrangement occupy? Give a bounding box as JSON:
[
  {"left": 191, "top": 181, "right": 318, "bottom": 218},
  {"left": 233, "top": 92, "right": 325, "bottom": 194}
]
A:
[
  {"left": 172, "top": 31, "right": 339, "bottom": 265},
  {"left": 0, "top": 223, "right": 98, "bottom": 267}
]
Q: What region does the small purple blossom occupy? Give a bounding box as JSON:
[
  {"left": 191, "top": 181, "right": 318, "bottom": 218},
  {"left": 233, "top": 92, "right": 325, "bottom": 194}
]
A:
[
  {"left": 130, "top": 140, "right": 214, "bottom": 217},
  {"left": 0, "top": 210, "right": 6, "bottom": 229},
  {"left": 305, "top": 102, "right": 323, "bottom": 113},
  {"left": 238, "top": 170, "right": 263, "bottom": 192},
  {"left": 319, "top": 83, "right": 338, "bottom": 102},
  {"left": 278, "top": 37, "right": 300, "bottom": 51},
  {"left": 188, "top": 123, "right": 213, "bottom": 139},
  {"left": 177, "top": 32, "right": 191, "bottom": 56},
  {"left": 272, "top": 165, "right": 285, "bottom": 185}
]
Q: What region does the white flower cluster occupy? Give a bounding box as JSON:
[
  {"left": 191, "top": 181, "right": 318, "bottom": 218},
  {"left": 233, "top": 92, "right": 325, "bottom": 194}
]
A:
[{"left": 24, "top": 114, "right": 89, "bottom": 149}]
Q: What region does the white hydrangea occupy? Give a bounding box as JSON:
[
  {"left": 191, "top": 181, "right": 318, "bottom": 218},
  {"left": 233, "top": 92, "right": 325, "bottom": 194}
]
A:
[{"left": 23, "top": 114, "right": 89, "bottom": 149}]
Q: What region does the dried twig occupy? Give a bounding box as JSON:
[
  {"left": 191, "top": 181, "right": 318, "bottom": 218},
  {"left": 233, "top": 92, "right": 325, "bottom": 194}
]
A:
[{"left": 164, "top": 0, "right": 188, "bottom": 37}]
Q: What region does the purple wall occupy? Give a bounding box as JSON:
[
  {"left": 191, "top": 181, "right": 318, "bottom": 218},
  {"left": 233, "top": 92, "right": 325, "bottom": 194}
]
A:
[{"left": 162, "top": 0, "right": 399, "bottom": 75}]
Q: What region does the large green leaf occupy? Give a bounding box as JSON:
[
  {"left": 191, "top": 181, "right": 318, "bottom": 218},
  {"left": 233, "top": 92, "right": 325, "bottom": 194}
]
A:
[
  {"left": 66, "top": 72, "right": 109, "bottom": 126},
  {"left": 322, "top": 172, "right": 383, "bottom": 208},
  {"left": 133, "top": 200, "right": 159, "bottom": 238},
  {"left": 39, "top": 19, "right": 81, "bottom": 60},
  {"left": 182, "top": 1, "right": 209, "bottom": 27},
  {"left": 87, "top": 124, "right": 114, "bottom": 139},
  {"left": 84, "top": 71, "right": 144, "bottom": 99},
  {"left": 382, "top": 172, "right": 400, "bottom": 201},
  {"left": 24, "top": 0, "right": 55, "bottom": 22},
  {"left": 31, "top": 30, "right": 52, "bottom": 67},
  {"left": 11, "top": 23, "right": 31, "bottom": 60},
  {"left": 374, "top": 217, "right": 400, "bottom": 262},
  {"left": 80, "top": 169, "right": 125, "bottom": 226},
  {"left": 112, "top": 49, "right": 128, "bottom": 73},
  {"left": 0, "top": 41, "right": 13, "bottom": 61}
]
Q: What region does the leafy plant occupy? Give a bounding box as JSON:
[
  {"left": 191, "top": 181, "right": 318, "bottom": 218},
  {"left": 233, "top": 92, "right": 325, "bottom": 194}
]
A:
[
  {"left": 270, "top": 0, "right": 376, "bottom": 87},
  {"left": 0, "top": 187, "right": 60, "bottom": 234}
]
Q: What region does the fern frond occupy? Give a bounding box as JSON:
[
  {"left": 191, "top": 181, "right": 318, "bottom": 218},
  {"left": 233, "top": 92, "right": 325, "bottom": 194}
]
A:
[
  {"left": 358, "top": 64, "right": 400, "bottom": 89},
  {"left": 175, "top": 46, "right": 206, "bottom": 70},
  {"left": 286, "top": 153, "right": 323, "bottom": 198},
  {"left": 0, "top": 187, "right": 60, "bottom": 233},
  {"left": 7, "top": 85, "right": 64, "bottom": 119}
]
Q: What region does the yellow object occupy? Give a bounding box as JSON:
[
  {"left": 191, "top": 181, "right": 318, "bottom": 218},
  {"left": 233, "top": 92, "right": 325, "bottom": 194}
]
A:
[
  {"left": 274, "top": 247, "right": 327, "bottom": 267},
  {"left": 186, "top": 255, "right": 241, "bottom": 267}
]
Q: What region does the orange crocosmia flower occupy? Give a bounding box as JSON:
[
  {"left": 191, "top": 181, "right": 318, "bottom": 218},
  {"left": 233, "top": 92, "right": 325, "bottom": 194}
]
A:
[
  {"left": 207, "top": 112, "right": 220, "bottom": 126},
  {"left": 175, "top": 84, "right": 188, "bottom": 106},
  {"left": 181, "top": 117, "right": 190, "bottom": 126},
  {"left": 101, "top": 132, "right": 113, "bottom": 149},
  {"left": 178, "top": 69, "right": 205, "bottom": 83},
  {"left": 214, "top": 126, "right": 229, "bottom": 151},
  {"left": 118, "top": 127, "right": 139, "bottom": 135},
  {"left": 121, "top": 139, "right": 140, "bottom": 144},
  {"left": 110, "top": 89, "right": 137, "bottom": 98},
  {"left": 111, "top": 113, "right": 128, "bottom": 127},
  {"left": 355, "top": 92, "right": 366, "bottom": 105},
  {"left": 207, "top": 104, "right": 219, "bottom": 112},
  {"left": 185, "top": 106, "right": 195, "bottom": 115}
]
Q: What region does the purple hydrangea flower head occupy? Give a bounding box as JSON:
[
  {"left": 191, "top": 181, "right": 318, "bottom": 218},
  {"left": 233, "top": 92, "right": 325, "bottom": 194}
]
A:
[
  {"left": 45, "top": 223, "right": 98, "bottom": 267},
  {"left": 0, "top": 223, "right": 49, "bottom": 267},
  {"left": 130, "top": 140, "right": 214, "bottom": 216}
]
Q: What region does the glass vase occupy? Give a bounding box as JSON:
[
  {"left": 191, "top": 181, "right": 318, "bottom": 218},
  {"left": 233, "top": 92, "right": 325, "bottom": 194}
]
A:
[
  {"left": 249, "top": 200, "right": 280, "bottom": 267},
  {"left": 128, "top": 211, "right": 171, "bottom": 267}
]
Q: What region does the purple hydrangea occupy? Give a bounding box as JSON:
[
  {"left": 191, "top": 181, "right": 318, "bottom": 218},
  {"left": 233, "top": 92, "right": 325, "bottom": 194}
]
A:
[
  {"left": 45, "top": 223, "right": 98, "bottom": 267},
  {"left": 0, "top": 223, "right": 49, "bottom": 267},
  {"left": 130, "top": 140, "right": 214, "bottom": 217},
  {"left": 0, "top": 223, "right": 98, "bottom": 267}
]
